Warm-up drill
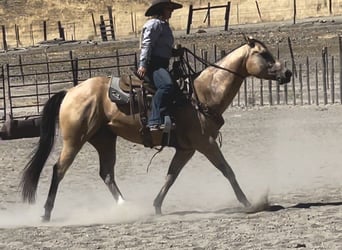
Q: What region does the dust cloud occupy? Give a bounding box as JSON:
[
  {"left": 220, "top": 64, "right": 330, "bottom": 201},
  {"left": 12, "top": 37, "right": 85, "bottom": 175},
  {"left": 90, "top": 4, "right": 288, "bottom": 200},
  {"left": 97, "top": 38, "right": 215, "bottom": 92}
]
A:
[{"left": 1, "top": 106, "right": 342, "bottom": 228}]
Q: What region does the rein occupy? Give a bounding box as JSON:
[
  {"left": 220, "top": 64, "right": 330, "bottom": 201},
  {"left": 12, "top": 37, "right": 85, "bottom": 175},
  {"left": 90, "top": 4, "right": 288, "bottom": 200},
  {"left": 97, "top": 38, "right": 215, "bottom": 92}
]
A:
[
  {"left": 178, "top": 49, "right": 230, "bottom": 132},
  {"left": 183, "top": 47, "right": 246, "bottom": 79}
]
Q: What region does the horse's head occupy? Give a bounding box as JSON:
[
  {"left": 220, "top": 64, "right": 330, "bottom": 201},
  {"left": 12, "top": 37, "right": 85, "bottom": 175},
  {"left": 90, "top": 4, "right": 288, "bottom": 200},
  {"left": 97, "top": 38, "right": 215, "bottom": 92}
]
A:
[{"left": 244, "top": 36, "right": 292, "bottom": 84}]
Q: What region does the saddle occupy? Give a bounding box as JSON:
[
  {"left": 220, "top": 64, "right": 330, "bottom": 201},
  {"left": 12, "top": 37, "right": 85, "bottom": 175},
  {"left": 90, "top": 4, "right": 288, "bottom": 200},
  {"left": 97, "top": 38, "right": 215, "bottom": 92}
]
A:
[
  {"left": 109, "top": 74, "right": 155, "bottom": 104},
  {"left": 108, "top": 60, "right": 199, "bottom": 148},
  {"left": 108, "top": 72, "right": 174, "bottom": 148}
]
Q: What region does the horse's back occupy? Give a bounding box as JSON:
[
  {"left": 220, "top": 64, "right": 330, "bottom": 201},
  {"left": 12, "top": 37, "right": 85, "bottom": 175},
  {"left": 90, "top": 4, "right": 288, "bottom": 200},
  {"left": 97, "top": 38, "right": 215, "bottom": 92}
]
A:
[{"left": 59, "top": 76, "right": 111, "bottom": 141}]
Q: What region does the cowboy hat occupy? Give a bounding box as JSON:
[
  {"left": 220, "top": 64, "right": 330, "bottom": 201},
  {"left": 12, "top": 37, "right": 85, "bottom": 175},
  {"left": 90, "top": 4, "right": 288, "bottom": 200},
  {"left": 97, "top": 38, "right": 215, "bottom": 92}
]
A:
[{"left": 145, "top": 0, "right": 183, "bottom": 17}]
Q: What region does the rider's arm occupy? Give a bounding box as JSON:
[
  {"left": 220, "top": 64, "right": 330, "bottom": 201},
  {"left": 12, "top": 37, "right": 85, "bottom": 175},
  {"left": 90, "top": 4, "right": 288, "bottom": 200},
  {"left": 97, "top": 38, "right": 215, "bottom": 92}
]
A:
[{"left": 139, "top": 20, "right": 162, "bottom": 69}]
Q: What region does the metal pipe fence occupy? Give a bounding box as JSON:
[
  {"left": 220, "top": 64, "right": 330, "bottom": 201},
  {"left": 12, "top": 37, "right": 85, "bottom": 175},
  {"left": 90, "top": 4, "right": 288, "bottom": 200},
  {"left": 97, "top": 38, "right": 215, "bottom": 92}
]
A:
[
  {"left": 3, "top": 50, "right": 137, "bottom": 120},
  {"left": 1, "top": 38, "right": 342, "bottom": 124}
]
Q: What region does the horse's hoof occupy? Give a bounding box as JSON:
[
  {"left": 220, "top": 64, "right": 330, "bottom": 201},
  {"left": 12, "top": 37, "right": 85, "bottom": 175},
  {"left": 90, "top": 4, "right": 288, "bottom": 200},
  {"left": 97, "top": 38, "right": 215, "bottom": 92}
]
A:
[
  {"left": 117, "top": 196, "right": 125, "bottom": 205},
  {"left": 41, "top": 215, "right": 50, "bottom": 222},
  {"left": 154, "top": 206, "right": 162, "bottom": 215},
  {"left": 244, "top": 200, "right": 252, "bottom": 208}
]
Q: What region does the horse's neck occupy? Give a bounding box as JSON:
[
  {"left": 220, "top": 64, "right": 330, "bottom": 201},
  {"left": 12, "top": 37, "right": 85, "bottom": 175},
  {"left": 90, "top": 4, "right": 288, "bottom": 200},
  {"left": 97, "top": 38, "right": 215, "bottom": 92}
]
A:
[{"left": 195, "top": 46, "right": 247, "bottom": 113}]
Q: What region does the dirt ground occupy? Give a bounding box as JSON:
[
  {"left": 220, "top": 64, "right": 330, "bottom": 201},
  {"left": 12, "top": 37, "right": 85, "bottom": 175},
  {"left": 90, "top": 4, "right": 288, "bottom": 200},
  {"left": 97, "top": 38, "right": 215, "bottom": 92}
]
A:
[
  {"left": 0, "top": 18, "right": 342, "bottom": 250},
  {"left": 0, "top": 105, "right": 341, "bottom": 249}
]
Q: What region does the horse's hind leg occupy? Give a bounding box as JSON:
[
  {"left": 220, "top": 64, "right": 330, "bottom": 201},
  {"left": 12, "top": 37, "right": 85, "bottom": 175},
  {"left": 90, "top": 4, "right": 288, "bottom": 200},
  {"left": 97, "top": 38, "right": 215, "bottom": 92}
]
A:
[
  {"left": 154, "top": 148, "right": 195, "bottom": 214},
  {"left": 43, "top": 141, "right": 82, "bottom": 221},
  {"left": 88, "top": 127, "right": 124, "bottom": 204},
  {"left": 200, "top": 141, "right": 251, "bottom": 207}
]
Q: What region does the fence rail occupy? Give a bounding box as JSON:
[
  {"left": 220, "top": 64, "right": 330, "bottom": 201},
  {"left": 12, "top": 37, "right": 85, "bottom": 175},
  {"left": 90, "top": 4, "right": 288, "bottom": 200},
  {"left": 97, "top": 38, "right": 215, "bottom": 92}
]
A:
[{"left": 4, "top": 50, "right": 137, "bottom": 120}]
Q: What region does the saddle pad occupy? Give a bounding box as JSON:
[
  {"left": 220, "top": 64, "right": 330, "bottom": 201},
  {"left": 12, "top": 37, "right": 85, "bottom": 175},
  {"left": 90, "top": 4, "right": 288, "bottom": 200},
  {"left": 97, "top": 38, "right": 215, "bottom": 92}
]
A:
[{"left": 108, "top": 76, "right": 130, "bottom": 105}]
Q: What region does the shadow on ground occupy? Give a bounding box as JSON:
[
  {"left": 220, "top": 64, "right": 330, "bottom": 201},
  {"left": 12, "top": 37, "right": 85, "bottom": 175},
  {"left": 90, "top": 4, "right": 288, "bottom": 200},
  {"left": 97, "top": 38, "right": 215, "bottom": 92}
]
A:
[{"left": 167, "top": 201, "right": 342, "bottom": 216}]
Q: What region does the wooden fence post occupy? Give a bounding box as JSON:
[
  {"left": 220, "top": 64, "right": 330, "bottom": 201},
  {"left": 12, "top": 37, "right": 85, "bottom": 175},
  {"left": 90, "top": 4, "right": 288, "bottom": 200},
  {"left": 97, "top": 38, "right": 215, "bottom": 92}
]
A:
[
  {"left": 276, "top": 81, "right": 280, "bottom": 105},
  {"left": 268, "top": 80, "right": 272, "bottom": 105},
  {"left": 305, "top": 57, "right": 310, "bottom": 104},
  {"left": 322, "top": 47, "right": 328, "bottom": 105},
  {"left": 251, "top": 78, "right": 255, "bottom": 106},
  {"left": 284, "top": 62, "right": 288, "bottom": 105},
  {"left": 288, "top": 37, "right": 297, "bottom": 77},
  {"left": 260, "top": 79, "right": 263, "bottom": 106},
  {"left": 131, "top": 12, "right": 135, "bottom": 34},
  {"left": 288, "top": 37, "right": 296, "bottom": 105},
  {"left": 326, "top": 47, "right": 329, "bottom": 90},
  {"left": 91, "top": 13, "right": 97, "bottom": 36},
  {"left": 244, "top": 79, "right": 247, "bottom": 107},
  {"left": 255, "top": 1, "right": 262, "bottom": 21},
  {"left": 2, "top": 25, "right": 7, "bottom": 51},
  {"left": 329, "top": 0, "right": 332, "bottom": 15},
  {"left": 331, "top": 55, "right": 335, "bottom": 104},
  {"left": 58, "top": 21, "right": 65, "bottom": 40},
  {"left": 30, "top": 23, "right": 35, "bottom": 46},
  {"left": 224, "top": 2, "right": 231, "bottom": 31},
  {"left": 206, "top": 2, "right": 211, "bottom": 27},
  {"left": 15, "top": 24, "right": 21, "bottom": 47},
  {"left": 315, "top": 62, "right": 319, "bottom": 105},
  {"left": 291, "top": 69, "right": 296, "bottom": 105},
  {"left": 293, "top": 0, "right": 296, "bottom": 24},
  {"left": 186, "top": 5, "right": 193, "bottom": 34},
  {"left": 100, "top": 15, "right": 107, "bottom": 41},
  {"left": 43, "top": 21, "right": 47, "bottom": 41},
  {"left": 339, "top": 36, "right": 342, "bottom": 104},
  {"left": 299, "top": 63, "right": 303, "bottom": 105}
]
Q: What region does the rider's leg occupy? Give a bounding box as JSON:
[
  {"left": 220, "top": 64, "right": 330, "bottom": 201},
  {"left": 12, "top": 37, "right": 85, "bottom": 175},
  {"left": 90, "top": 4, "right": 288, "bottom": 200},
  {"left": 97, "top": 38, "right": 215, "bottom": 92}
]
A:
[{"left": 148, "top": 68, "right": 174, "bottom": 128}]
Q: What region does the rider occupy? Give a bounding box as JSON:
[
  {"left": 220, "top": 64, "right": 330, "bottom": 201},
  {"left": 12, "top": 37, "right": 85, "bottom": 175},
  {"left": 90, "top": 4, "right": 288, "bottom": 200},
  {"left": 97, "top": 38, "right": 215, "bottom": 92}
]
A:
[{"left": 137, "top": 0, "right": 184, "bottom": 131}]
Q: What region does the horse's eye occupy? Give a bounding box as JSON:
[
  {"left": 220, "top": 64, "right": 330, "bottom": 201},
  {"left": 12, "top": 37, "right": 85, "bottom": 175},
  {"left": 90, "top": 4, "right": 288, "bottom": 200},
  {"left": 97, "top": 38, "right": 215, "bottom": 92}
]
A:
[{"left": 260, "top": 52, "right": 275, "bottom": 62}]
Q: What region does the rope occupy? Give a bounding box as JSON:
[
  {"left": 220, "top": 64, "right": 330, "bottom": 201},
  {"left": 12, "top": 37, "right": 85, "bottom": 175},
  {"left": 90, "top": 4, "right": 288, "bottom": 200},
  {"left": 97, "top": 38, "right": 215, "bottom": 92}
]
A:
[
  {"left": 146, "top": 146, "right": 164, "bottom": 173},
  {"left": 218, "top": 131, "right": 223, "bottom": 148}
]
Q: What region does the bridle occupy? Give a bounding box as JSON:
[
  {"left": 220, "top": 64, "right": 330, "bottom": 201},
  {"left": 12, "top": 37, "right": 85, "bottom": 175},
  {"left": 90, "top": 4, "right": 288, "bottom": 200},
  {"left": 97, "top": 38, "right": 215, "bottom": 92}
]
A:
[
  {"left": 177, "top": 47, "right": 249, "bottom": 132},
  {"left": 182, "top": 47, "right": 246, "bottom": 79}
]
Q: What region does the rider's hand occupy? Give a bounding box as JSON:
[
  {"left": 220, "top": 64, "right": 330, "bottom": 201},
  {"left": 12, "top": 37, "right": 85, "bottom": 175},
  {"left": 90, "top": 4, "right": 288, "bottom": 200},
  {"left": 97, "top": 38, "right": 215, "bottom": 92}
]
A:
[
  {"left": 137, "top": 66, "right": 147, "bottom": 79},
  {"left": 172, "top": 47, "right": 185, "bottom": 57}
]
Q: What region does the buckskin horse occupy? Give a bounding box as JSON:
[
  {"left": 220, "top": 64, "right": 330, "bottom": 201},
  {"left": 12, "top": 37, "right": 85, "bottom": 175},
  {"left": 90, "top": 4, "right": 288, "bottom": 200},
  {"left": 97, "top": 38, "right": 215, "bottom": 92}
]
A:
[{"left": 20, "top": 37, "right": 292, "bottom": 221}]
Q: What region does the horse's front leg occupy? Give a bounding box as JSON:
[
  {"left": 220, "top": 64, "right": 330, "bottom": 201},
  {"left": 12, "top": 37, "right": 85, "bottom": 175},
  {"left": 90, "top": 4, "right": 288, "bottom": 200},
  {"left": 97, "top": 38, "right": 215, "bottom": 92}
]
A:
[
  {"left": 200, "top": 139, "right": 251, "bottom": 207},
  {"left": 153, "top": 148, "right": 195, "bottom": 215}
]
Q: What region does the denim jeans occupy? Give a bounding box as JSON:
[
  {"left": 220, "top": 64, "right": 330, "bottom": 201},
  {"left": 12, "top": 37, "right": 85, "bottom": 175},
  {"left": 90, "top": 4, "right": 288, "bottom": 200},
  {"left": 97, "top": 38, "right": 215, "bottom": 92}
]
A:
[{"left": 148, "top": 68, "right": 174, "bottom": 126}]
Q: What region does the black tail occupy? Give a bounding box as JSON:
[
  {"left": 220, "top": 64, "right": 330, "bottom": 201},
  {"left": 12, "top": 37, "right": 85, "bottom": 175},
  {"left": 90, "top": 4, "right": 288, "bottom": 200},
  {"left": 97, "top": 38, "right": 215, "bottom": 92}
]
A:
[{"left": 20, "top": 90, "right": 67, "bottom": 203}]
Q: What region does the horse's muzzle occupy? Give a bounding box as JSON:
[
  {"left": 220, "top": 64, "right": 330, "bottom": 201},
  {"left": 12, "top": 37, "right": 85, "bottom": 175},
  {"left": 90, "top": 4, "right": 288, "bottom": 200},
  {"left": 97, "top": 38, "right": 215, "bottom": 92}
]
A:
[{"left": 277, "top": 69, "right": 292, "bottom": 84}]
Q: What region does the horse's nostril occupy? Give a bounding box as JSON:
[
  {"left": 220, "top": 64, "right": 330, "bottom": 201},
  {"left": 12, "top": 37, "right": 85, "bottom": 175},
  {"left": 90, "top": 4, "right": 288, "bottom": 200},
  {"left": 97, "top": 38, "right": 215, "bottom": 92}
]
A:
[{"left": 285, "top": 70, "right": 292, "bottom": 78}]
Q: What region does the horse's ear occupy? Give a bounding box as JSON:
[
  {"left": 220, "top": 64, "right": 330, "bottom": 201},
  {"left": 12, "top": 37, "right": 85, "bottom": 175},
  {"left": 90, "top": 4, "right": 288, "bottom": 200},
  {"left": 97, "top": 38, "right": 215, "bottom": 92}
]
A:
[{"left": 244, "top": 35, "right": 255, "bottom": 48}]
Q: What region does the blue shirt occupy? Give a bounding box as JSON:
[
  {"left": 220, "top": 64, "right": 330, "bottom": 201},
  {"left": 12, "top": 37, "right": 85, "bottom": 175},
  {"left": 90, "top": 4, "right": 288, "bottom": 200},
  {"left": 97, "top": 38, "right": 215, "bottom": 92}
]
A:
[{"left": 139, "top": 18, "right": 174, "bottom": 68}]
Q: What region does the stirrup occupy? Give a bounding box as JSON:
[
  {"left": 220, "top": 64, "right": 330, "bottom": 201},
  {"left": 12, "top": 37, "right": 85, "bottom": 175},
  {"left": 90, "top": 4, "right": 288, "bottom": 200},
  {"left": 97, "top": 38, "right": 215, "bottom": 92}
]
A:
[
  {"left": 162, "top": 115, "right": 173, "bottom": 133},
  {"left": 162, "top": 116, "right": 175, "bottom": 145}
]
